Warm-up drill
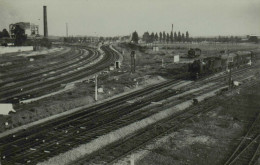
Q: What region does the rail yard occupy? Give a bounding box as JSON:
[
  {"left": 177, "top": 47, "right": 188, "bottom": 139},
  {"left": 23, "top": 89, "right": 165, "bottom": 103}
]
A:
[{"left": 1, "top": 1, "right": 260, "bottom": 165}]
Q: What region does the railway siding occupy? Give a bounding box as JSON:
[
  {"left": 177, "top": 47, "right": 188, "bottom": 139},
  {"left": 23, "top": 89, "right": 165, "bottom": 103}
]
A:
[
  {"left": 0, "top": 48, "right": 89, "bottom": 91},
  {"left": 19, "top": 51, "right": 105, "bottom": 104},
  {"left": 0, "top": 45, "right": 118, "bottom": 138},
  {"left": 0, "top": 49, "right": 258, "bottom": 164},
  {"left": 0, "top": 46, "right": 116, "bottom": 103},
  {"left": 109, "top": 45, "right": 123, "bottom": 63},
  {"left": 0, "top": 47, "right": 75, "bottom": 81},
  {"left": 38, "top": 85, "right": 227, "bottom": 165}
]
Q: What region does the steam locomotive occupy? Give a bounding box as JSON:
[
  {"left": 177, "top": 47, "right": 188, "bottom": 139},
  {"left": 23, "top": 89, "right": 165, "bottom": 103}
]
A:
[
  {"left": 188, "top": 51, "right": 254, "bottom": 79},
  {"left": 188, "top": 48, "right": 201, "bottom": 58}
]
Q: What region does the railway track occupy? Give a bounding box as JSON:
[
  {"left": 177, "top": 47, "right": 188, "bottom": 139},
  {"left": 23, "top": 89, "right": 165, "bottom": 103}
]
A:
[
  {"left": 0, "top": 61, "right": 256, "bottom": 164},
  {"left": 0, "top": 45, "right": 118, "bottom": 103},
  {"left": 0, "top": 48, "right": 96, "bottom": 102},
  {"left": 0, "top": 48, "right": 88, "bottom": 91},
  {"left": 75, "top": 99, "right": 221, "bottom": 165},
  {"left": 224, "top": 113, "right": 260, "bottom": 165},
  {"left": 0, "top": 47, "right": 77, "bottom": 83},
  {"left": 0, "top": 47, "right": 72, "bottom": 72},
  {"left": 74, "top": 80, "right": 260, "bottom": 165},
  {"left": 0, "top": 66, "right": 256, "bottom": 164}
]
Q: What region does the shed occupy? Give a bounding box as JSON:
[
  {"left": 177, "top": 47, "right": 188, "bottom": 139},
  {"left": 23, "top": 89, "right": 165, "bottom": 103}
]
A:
[
  {"left": 173, "top": 55, "right": 180, "bottom": 63},
  {"left": 153, "top": 47, "right": 159, "bottom": 52},
  {"left": 115, "top": 61, "right": 121, "bottom": 69}
]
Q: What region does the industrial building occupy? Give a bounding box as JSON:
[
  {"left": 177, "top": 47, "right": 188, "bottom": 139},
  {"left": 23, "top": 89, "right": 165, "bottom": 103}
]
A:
[{"left": 9, "top": 22, "right": 39, "bottom": 39}]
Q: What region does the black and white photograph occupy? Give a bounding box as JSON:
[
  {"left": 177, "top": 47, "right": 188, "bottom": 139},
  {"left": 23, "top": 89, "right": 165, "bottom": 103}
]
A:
[{"left": 0, "top": 0, "right": 260, "bottom": 164}]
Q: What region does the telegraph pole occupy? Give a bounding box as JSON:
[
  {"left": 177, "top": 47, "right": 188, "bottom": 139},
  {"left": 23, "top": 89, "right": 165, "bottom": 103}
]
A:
[
  {"left": 131, "top": 51, "right": 136, "bottom": 73},
  {"left": 161, "top": 58, "right": 164, "bottom": 68},
  {"left": 228, "top": 63, "right": 232, "bottom": 90},
  {"left": 95, "top": 75, "right": 98, "bottom": 101},
  {"left": 66, "top": 23, "right": 68, "bottom": 37},
  {"left": 227, "top": 59, "right": 233, "bottom": 90}
]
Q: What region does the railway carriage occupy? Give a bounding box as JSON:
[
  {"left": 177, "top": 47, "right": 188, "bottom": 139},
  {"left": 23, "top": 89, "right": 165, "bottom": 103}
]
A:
[
  {"left": 221, "top": 53, "right": 237, "bottom": 67},
  {"left": 209, "top": 57, "right": 222, "bottom": 72},
  {"left": 236, "top": 51, "right": 253, "bottom": 65}
]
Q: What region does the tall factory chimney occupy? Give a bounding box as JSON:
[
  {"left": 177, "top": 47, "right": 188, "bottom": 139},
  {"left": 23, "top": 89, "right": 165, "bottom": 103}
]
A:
[{"left": 43, "top": 6, "right": 48, "bottom": 37}]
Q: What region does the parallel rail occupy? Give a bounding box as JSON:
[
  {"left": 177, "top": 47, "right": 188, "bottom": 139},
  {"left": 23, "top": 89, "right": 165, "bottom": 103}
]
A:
[
  {"left": 0, "top": 48, "right": 78, "bottom": 85},
  {"left": 0, "top": 48, "right": 88, "bottom": 92},
  {"left": 0, "top": 47, "right": 74, "bottom": 80},
  {"left": 224, "top": 113, "right": 260, "bottom": 165},
  {"left": 0, "top": 60, "right": 256, "bottom": 164},
  {"left": 0, "top": 46, "right": 115, "bottom": 103},
  {"left": 75, "top": 80, "right": 260, "bottom": 165}
]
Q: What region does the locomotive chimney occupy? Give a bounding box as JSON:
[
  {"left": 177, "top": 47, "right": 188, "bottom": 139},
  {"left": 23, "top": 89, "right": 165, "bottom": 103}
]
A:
[{"left": 43, "top": 6, "right": 48, "bottom": 37}]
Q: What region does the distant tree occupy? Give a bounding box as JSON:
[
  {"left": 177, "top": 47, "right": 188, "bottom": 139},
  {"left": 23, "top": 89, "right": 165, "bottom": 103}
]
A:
[
  {"left": 155, "top": 33, "right": 158, "bottom": 41},
  {"left": 80, "top": 37, "right": 83, "bottom": 43},
  {"left": 121, "top": 35, "right": 130, "bottom": 41},
  {"left": 166, "top": 33, "right": 170, "bottom": 43},
  {"left": 174, "top": 32, "right": 177, "bottom": 41},
  {"left": 170, "top": 31, "right": 174, "bottom": 43},
  {"left": 142, "top": 32, "right": 150, "bottom": 43},
  {"left": 217, "top": 36, "right": 221, "bottom": 42},
  {"left": 159, "top": 32, "right": 162, "bottom": 42},
  {"left": 230, "top": 36, "right": 234, "bottom": 43},
  {"left": 82, "top": 37, "right": 86, "bottom": 42},
  {"left": 99, "top": 36, "right": 104, "bottom": 41},
  {"left": 11, "top": 25, "right": 27, "bottom": 46},
  {"left": 163, "top": 31, "right": 166, "bottom": 43},
  {"left": 131, "top": 31, "right": 139, "bottom": 44},
  {"left": 185, "top": 31, "right": 189, "bottom": 42},
  {"left": 113, "top": 36, "right": 119, "bottom": 41},
  {"left": 2, "top": 29, "right": 10, "bottom": 38},
  {"left": 177, "top": 31, "right": 181, "bottom": 42},
  {"left": 150, "top": 32, "right": 155, "bottom": 43},
  {"left": 224, "top": 37, "right": 229, "bottom": 42},
  {"left": 181, "top": 33, "right": 185, "bottom": 42},
  {"left": 234, "top": 36, "right": 241, "bottom": 43},
  {"left": 107, "top": 37, "right": 113, "bottom": 41},
  {"left": 248, "top": 36, "right": 259, "bottom": 43}
]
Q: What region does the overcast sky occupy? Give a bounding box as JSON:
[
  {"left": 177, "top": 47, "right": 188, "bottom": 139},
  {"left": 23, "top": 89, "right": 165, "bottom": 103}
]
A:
[{"left": 0, "top": 0, "right": 259, "bottom": 37}]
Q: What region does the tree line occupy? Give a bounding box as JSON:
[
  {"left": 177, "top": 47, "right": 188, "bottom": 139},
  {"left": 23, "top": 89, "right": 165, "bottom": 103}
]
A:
[
  {"left": 131, "top": 31, "right": 189, "bottom": 43},
  {"left": 131, "top": 31, "right": 258, "bottom": 44},
  {"left": 0, "top": 27, "right": 28, "bottom": 46},
  {"left": 142, "top": 31, "right": 189, "bottom": 43}
]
